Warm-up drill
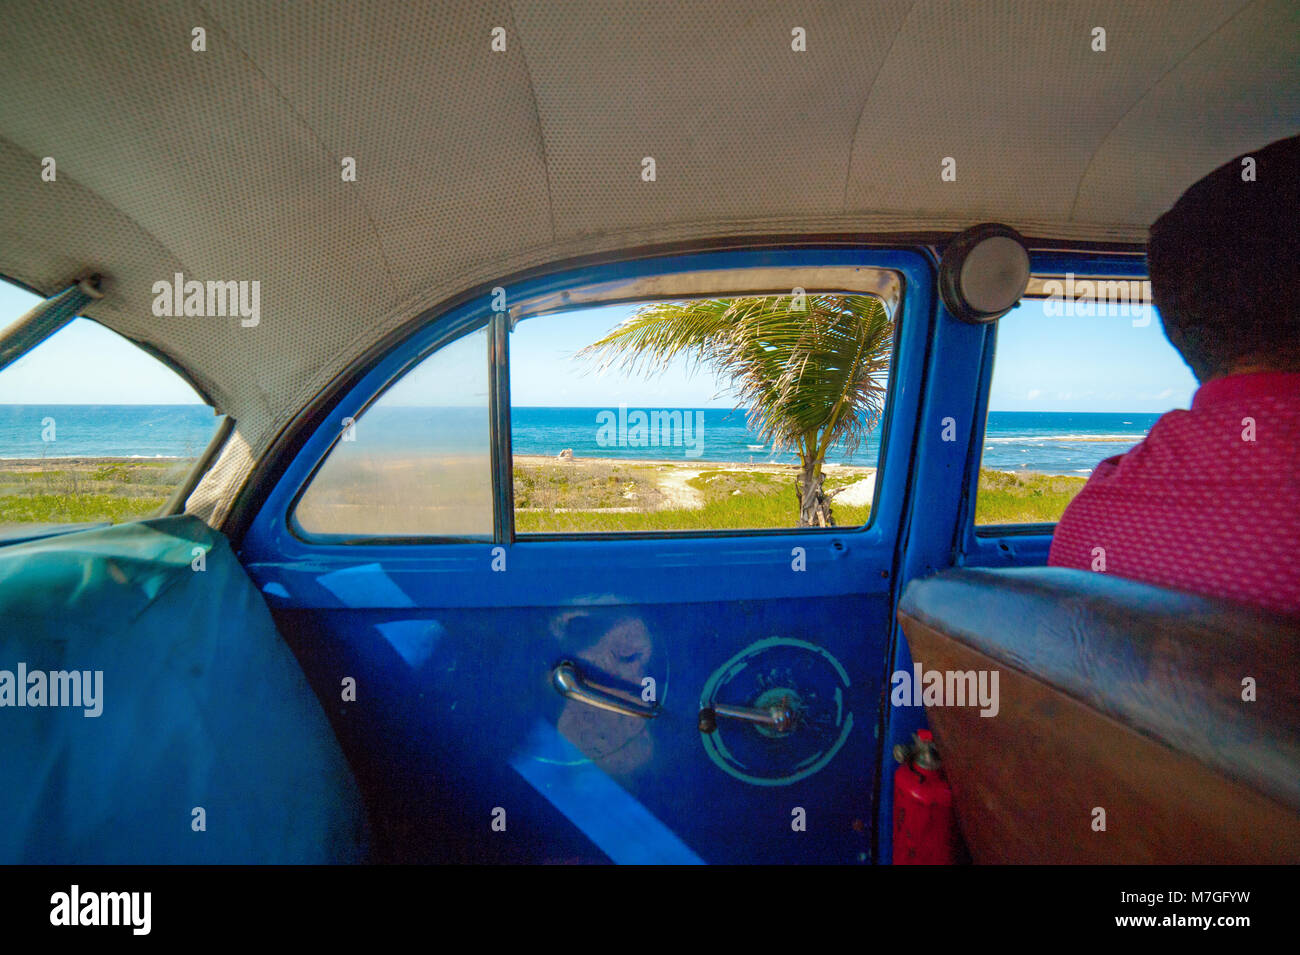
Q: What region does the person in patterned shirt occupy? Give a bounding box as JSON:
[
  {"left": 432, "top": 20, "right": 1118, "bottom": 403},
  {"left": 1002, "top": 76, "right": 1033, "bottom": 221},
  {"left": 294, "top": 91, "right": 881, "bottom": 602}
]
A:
[{"left": 1047, "top": 134, "right": 1299, "bottom": 617}]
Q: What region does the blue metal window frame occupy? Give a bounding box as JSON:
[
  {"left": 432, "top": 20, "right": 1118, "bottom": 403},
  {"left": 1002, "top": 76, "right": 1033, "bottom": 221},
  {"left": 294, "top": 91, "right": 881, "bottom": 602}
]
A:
[
  {"left": 241, "top": 248, "right": 936, "bottom": 612},
  {"left": 956, "top": 252, "right": 1152, "bottom": 569},
  {"left": 285, "top": 315, "right": 496, "bottom": 546},
  {"left": 874, "top": 249, "right": 1151, "bottom": 862}
]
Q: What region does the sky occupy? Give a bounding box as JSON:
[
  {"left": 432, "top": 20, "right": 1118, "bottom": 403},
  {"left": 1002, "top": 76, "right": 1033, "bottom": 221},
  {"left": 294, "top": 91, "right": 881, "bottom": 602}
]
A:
[
  {"left": 0, "top": 279, "right": 1197, "bottom": 412},
  {"left": 986, "top": 297, "right": 1196, "bottom": 412},
  {"left": 509, "top": 303, "right": 741, "bottom": 408},
  {"left": 0, "top": 281, "right": 202, "bottom": 404}
]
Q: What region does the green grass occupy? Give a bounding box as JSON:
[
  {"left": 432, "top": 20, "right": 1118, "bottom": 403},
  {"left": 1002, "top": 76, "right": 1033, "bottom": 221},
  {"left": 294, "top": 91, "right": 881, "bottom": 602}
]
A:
[
  {"left": 515, "top": 465, "right": 873, "bottom": 532},
  {"left": 974, "top": 469, "right": 1087, "bottom": 525},
  {"left": 514, "top": 462, "right": 667, "bottom": 510},
  {"left": 518, "top": 466, "right": 1084, "bottom": 533},
  {"left": 0, "top": 458, "right": 1085, "bottom": 532},
  {"left": 0, "top": 460, "right": 187, "bottom": 526},
  {"left": 0, "top": 493, "right": 166, "bottom": 524}
]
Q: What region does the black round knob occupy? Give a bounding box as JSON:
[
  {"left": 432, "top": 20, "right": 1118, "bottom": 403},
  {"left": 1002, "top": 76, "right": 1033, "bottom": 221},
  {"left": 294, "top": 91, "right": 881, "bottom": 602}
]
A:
[{"left": 697, "top": 707, "right": 717, "bottom": 733}]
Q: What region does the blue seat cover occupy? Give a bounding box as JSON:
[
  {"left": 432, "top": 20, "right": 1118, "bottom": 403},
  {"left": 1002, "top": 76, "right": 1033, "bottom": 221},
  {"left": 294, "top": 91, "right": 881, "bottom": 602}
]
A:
[{"left": 0, "top": 516, "right": 366, "bottom": 863}]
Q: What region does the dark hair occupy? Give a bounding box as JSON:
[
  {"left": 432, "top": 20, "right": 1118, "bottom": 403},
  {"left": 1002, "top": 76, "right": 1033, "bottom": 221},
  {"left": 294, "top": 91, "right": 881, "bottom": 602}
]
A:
[{"left": 1147, "top": 134, "right": 1300, "bottom": 382}]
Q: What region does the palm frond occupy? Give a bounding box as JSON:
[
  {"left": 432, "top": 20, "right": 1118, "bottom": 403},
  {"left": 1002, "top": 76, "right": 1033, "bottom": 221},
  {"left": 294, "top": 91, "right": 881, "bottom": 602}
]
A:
[{"left": 577, "top": 293, "right": 894, "bottom": 460}]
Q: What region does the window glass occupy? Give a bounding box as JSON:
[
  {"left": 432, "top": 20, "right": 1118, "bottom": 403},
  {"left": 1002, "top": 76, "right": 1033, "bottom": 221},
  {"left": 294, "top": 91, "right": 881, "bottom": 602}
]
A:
[
  {"left": 0, "top": 281, "right": 222, "bottom": 529},
  {"left": 974, "top": 292, "right": 1197, "bottom": 526},
  {"left": 293, "top": 325, "right": 492, "bottom": 539},
  {"left": 510, "top": 293, "right": 895, "bottom": 534}
]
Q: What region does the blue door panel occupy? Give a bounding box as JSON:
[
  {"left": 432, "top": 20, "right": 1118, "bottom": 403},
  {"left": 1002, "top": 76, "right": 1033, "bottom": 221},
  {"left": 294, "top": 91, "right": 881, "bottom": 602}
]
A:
[
  {"left": 266, "top": 593, "right": 887, "bottom": 863},
  {"left": 961, "top": 530, "right": 1054, "bottom": 567},
  {"left": 248, "top": 532, "right": 891, "bottom": 610}
]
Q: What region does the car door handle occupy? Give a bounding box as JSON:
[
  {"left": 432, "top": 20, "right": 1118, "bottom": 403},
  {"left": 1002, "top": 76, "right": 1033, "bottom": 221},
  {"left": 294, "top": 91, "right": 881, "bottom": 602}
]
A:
[{"left": 552, "top": 661, "right": 660, "bottom": 719}]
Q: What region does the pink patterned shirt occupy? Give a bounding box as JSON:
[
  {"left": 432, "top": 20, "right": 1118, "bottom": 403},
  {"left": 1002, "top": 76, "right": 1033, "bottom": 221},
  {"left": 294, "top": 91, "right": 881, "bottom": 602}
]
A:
[{"left": 1048, "top": 371, "right": 1300, "bottom": 617}]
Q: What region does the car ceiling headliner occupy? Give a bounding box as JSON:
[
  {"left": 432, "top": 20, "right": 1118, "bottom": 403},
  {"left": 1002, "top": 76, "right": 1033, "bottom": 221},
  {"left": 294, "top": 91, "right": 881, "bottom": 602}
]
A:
[{"left": 1, "top": 0, "right": 1297, "bottom": 524}]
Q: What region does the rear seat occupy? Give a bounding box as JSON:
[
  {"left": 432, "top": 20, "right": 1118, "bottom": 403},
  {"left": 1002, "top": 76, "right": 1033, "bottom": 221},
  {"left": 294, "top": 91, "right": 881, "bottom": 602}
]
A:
[
  {"left": 0, "top": 515, "right": 366, "bottom": 863},
  {"left": 898, "top": 566, "right": 1300, "bottom": 864}
]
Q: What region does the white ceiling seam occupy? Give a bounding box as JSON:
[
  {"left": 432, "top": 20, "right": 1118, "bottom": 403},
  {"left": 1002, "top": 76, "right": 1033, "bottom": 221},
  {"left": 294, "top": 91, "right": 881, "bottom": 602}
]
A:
[{"left": 192, "top": 0, "right": 402, "bottom": 288}]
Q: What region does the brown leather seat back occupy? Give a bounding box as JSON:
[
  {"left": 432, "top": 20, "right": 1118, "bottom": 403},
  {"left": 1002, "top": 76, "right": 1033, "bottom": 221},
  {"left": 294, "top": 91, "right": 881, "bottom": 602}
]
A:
[{"left": 897, "top": 566, "right": 1300, "bottom": 864}]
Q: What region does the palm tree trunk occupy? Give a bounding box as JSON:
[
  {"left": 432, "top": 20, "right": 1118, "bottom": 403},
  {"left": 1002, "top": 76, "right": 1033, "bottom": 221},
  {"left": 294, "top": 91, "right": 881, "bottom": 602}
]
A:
[{"left": 796, "top": 455, "right": 834, "bottom": 527}]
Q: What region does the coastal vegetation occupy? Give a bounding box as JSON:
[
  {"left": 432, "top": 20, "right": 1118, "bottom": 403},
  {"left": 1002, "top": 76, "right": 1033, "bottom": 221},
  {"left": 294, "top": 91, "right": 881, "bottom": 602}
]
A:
[
  {"left": 0, "top": 458, "right": 184, "bottom": 526},
  {"left": 973, "top": 469, "right": 1088, "bottom": 526},
  {"left": 0, "top": 458, "right": 1087, "bottom": 531}
]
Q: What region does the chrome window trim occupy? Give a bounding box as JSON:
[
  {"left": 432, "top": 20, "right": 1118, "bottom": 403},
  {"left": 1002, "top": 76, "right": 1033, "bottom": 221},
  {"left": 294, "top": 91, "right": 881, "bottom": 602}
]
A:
[{"left": 507, "top": 266, "right": 902, "bottom": 327}]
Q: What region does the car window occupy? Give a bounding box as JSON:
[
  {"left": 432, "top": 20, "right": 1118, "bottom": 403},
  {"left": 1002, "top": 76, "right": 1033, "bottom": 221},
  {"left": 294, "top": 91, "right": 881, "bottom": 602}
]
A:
[
  {"left": 510, "top": 292, "right": 895, "bottom": 534},
  {"left": 974, "top": 286, "right": 1197, "bottom": 526},
  {"left": 292, "top": 324, "right": 493, "bottom": 540},
  {"left": 0, "top": 280, "right": 224, "bottom": 530}
]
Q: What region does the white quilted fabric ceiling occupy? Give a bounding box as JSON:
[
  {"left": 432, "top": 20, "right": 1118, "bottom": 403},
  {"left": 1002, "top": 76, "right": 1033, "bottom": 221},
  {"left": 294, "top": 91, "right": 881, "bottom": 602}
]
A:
[{"left": 0, "top": 0, "right": 1296, "bottom": 522}]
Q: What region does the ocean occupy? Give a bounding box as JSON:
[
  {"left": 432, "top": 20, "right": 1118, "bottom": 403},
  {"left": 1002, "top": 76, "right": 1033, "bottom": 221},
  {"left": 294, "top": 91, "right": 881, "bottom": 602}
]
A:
[{"left": 0, "top": 405, "right": 1162, "bottom": 476}]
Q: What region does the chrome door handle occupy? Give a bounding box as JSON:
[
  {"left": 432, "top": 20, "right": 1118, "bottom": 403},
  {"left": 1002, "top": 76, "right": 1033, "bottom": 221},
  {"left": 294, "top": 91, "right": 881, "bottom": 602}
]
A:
[
  {"left": 698, "top": 701, "right": 796, "bottom": 734},
  {"left": 552, "top": 661, "right": 660, "bottom": 719}
]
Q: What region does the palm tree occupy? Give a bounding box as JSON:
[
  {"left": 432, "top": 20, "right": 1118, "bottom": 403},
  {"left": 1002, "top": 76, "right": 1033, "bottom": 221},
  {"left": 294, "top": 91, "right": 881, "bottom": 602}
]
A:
[{"left": 577, "top": 293, "right": 894, "bottom": 527}]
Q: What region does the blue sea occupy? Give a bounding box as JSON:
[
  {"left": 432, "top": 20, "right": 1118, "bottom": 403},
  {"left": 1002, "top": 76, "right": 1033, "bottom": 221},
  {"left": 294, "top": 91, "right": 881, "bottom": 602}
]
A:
[
  {"left": 0, "top": 405, "right": 223, "bottom": 460},
  {"left": 508, "top": 407, "right": 1158, "bottom": 474},
  {"left": 0, "top": 405, "right": 1163, "bottom": 475}
]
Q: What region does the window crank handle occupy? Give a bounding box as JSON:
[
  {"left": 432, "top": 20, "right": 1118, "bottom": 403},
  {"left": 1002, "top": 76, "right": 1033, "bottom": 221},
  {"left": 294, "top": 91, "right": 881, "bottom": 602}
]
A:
[{"left": 698, "top": 701, "right": 795, "bottom": 734}]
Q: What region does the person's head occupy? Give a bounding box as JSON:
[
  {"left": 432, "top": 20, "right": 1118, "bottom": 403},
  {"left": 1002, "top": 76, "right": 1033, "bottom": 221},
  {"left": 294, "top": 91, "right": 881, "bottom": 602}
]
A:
[{"left": 1147, "top": 134, "right": 1300, "bottom": 383}]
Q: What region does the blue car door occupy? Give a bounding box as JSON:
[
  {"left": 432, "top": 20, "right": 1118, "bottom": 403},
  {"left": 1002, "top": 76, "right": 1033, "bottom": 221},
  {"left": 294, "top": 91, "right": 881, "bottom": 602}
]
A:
[{"left": 238, "top": 248, "right": 934, "bottom": 863}]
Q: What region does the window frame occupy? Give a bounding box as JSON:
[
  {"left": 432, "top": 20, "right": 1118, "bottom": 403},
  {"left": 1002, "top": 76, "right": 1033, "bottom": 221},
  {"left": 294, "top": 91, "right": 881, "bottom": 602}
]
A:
[
  {"left": 258, "top": 246, "right": 933, "bottom": 551},
  {"left": 957, "top": 252, "right": 1150, "bottom": 565},
  {"left": 160, "top": 414, "right": 235, "bottom": 516},
  {"left": 504, "top": 268, "right": 904, "bottom": 542},
  {"left": 285, "top": 313, "right": 495, "bottom": 546},
  {"left": 0, "top": 276, "right": 231, "bottom": 530}
]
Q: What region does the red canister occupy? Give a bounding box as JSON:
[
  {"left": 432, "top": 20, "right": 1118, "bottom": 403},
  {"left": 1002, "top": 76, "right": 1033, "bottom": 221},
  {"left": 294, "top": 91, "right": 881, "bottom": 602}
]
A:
[{"left": 892, "top": 729, "right": 957, "bottom": 865}]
